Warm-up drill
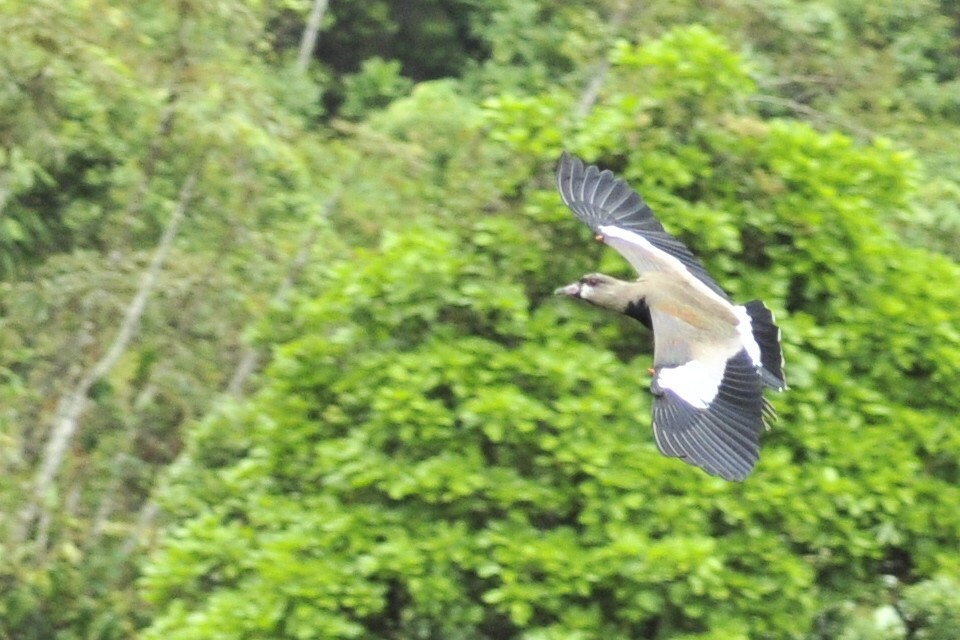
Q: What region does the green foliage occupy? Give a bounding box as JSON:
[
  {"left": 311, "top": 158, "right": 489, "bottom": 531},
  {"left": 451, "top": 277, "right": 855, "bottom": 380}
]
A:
[
  {"left": 0, "top": 0, "right": 154, "bottom": 273},
  {"left": 899, "top": 576, "right": 960, "bottom": 640},
  {"left": 4, "top": 1, "right": 960, "bottom": 638},
  {"left": 146, "top": 219, "right": 809, "bottom": 639},
  {"left": 612, "top": 25, "right": 755, "bottom": 113},
  {"left": 311, "top": 0, "right": 485, "bottom": 81},
  {"left": 142, "top": 28, "right": 960, "bottom": 638},
  {"left": 466, "top": 0, "right": 611, "bottom": 92},
  {"left": 811, "top": 576, "right": 960, "bottom": 640},
  {"left": 0, "top": 0, "right": 344, "bottom": 637},
  {"left": 0, "top": 549, "right": 142, "bottom": 640},
  {"left": 340, "top": 57, "right": 414, "bottom": 119}
]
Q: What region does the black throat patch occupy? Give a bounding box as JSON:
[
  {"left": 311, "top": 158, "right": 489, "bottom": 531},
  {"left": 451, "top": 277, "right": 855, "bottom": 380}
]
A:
[{"left": 624, "top": 299, "right": 652, "bottom": 330}]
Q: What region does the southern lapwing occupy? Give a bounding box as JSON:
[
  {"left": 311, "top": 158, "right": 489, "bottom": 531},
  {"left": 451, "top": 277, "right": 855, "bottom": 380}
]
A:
[{"left": 554, "top": 152, "right": 786, "bottom": 481}]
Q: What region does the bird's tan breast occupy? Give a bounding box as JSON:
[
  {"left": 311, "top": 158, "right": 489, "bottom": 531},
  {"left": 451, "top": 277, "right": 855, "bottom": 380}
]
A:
[{"left": 642, "top": 272, "right": 738, "bottom": 332}]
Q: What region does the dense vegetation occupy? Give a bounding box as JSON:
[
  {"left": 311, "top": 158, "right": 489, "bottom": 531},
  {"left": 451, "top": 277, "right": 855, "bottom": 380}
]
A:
[{"left": 2, "top": 1, "right": 959, "bottom": 638}]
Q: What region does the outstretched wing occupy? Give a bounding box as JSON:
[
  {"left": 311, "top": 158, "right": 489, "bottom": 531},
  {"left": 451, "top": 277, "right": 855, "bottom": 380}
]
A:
[
  {"left": 650, "top": 347, "right": 768, "bottom": 481},
  {"left": 645, "top": 301, "right": 770, "bottom": 481},
  {"left": 556, "top": 151, "right": 728, "bottom": 300},
  {"left": 556, "top": 151, "right": 776, "bottom": 480}
]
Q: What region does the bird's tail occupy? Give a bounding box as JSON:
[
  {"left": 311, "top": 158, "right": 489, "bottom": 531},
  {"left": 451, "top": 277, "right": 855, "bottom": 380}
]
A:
[{"left": 744, "top": 300, "right": 786, "bottom": 391}]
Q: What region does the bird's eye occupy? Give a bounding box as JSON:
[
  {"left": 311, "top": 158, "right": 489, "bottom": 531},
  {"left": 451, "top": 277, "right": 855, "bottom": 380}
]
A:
[{"left": 582, "top": 276, "right": 600, "bottom": 287}]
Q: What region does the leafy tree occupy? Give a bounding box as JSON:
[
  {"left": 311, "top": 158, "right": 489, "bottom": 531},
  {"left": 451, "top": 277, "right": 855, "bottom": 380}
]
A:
[
  {"left": 4, "top": 0, "right": 960, "bottom": 637},
  {"left": 340, "top": 57, "right": 414, "bottom": 119},
  {"left": 140, "top": 27, "right": 960, "bottom": 639},
  {"left": 1, "top": 0, "right": 344, "bottom": 637}
]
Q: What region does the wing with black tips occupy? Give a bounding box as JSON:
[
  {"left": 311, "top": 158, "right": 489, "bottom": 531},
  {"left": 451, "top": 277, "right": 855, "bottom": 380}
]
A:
[
  {"left": 556, "top": 151, "right": 729, "bottom": 300},
  {"left": 651, "top": 349, "right": 767, "bottom": 481}
]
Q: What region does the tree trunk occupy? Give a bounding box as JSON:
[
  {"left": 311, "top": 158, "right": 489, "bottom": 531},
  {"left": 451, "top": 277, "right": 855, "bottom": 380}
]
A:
[
  {"left": 575, "top": 1, "right": 633, "bottom": 118},
  {"left": 12, "top": 168, "right": 200, "bottom": 548},
  {"left": 296, "top": 0, "right": 330, "bottom": 74},
  {"left": 120, "top": 499, "right": 159, "bottom": 559},
  {"left": 122, "top": 192, "right": 340, "bottom": 557},
  {"left": 226, "top": 192, "right": 340, "bottom": 396}
]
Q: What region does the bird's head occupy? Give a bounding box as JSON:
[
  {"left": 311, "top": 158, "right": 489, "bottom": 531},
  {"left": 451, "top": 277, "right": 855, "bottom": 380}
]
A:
[{"left": 554, "top": 273, "right": 634, "bottom": 312}]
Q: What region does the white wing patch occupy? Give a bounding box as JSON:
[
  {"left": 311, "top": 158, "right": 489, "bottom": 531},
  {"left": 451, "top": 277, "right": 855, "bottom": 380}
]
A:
[
  {"left": 732, "top": 305, "right": 762, "bottom": 368},
  {"left": 655, "top": 307, "right": 761, "bottom": 410},
  {"left": 656, "top": 355, "right": 728, "bottom": 409},
  {"left": 598, "top": 225, "right": 729, "bottom": 308}
]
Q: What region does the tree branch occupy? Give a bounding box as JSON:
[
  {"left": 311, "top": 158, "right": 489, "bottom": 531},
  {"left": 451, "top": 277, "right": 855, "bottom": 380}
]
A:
[{"left": 748, "top": 94, "right": 875, "bottom": 140}]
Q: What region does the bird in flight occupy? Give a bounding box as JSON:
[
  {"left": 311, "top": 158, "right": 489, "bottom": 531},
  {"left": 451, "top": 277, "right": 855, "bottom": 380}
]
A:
[{"left": 554, "top": 152, "right": 786, "bottom": 481}]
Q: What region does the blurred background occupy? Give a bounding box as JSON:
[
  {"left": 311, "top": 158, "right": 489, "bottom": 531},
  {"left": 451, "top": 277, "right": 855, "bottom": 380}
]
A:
[{"left": 1, "top": 1, "right": 959, "bottom": 638}]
